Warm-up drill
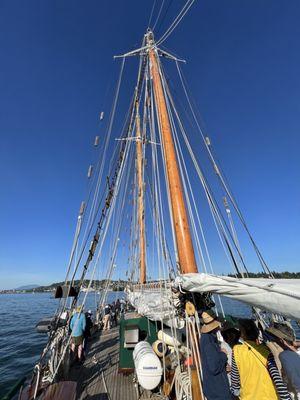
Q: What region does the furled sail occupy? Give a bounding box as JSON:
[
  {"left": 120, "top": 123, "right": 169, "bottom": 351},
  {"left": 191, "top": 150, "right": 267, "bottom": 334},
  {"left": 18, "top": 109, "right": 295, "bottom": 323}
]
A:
[
  {"left": 177, "top": 273, "right": 300, "bottom": 320},
  {"left": 127, "top": 288, "right": 184, "bottom": 328}
]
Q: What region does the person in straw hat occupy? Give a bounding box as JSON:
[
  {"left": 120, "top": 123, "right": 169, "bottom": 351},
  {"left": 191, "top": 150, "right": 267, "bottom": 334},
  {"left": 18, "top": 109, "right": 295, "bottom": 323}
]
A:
[
  {"left": 266, "top": 323, "right": 300, "bottom": 399},
  {"left": 199, "top": 311, "right": 232, "bottom": 400}
]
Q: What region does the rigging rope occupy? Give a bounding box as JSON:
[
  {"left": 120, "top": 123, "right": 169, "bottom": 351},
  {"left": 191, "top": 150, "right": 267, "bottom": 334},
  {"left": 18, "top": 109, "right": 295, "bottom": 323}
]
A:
[
  {"left": 156, "top": 0, "right": 195, "bottom": 45},
  {"left": 147, "top": 0, "right": 157, "bottom": 29},
  {"left": 175, "top": 61, "right": 274, "bottom": 277},
  {"left": 160, "top": 64, "right": 248, "bottom": 277},
  {"left": 159, "top": 60, "right": 228, "bottom": 314},
  {"left": 156, "top": 0, "right": 174, "bottom": 36},
  {"left": 152, "top": 0, "right": 165, "bottom": 31},
  {"left": 77, "top": 57, "right": 126, "bottom": 260},
  {"left": 50, "top": 126, "right": 134, "bottom": 382}
]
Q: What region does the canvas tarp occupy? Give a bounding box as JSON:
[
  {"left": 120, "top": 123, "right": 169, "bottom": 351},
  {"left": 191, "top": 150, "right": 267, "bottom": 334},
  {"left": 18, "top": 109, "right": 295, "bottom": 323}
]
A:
[{"left": 176, "top": 273, "right": 300, "bottom": 320}]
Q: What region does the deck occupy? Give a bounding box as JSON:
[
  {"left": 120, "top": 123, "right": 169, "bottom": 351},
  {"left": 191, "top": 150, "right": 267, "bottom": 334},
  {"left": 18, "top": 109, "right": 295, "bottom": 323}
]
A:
[{"left": 68, "top": 326, "right": 139, "bottom": 400}]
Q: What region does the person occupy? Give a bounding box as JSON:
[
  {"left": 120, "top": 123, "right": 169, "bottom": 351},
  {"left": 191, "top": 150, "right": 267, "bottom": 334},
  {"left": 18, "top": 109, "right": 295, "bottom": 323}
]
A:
[
  {"left": 267, "top": 324, "right": 300, "bottom": 399},
  {"left": 115, "top": 298, "right": 121, "bottom": 320},
  {"left": 231, "top": 318, "right": 291, "bottom": 400},
  {"left": 120, "top": 298, "right": 126, "bottom": 317},
  {"left": 221, "top": 320, "right": 240, "bottom": 384},
  {"left": 102, "top": 303, "right": 111, "bottom": 330},
  {"left": 70, "top": 306, "right": 86, "bottom": 363},
  {"left": 83, "top": 310, "right": 93, "bottom": 350},
  {"left": 199, "top": 311, "right": 232, "bottom": 400},
  {"left": 110, "top": 302, "right": 117, "bottom": 327}
]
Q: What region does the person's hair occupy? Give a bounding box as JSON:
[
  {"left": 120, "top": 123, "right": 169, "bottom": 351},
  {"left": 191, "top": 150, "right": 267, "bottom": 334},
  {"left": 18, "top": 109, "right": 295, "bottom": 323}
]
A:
[
  {"left": 238, "top": 319, "right": 259, "bottom": 341},
  {"left": 222, "top": 328, "right": 240, "bottom": 345}
]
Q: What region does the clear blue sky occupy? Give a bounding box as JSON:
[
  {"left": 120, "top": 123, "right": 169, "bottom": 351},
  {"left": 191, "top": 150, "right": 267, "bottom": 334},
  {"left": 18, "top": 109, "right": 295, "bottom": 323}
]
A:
[{"left": 0, "top": 0, "right": 299, "bottom": 289}]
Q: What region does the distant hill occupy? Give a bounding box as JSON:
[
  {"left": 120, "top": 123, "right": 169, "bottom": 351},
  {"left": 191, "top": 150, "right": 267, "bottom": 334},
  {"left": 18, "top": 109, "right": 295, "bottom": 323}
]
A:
[
  {"left": 16, "top": 284, "right": 40, "bottom": 290},
  {"left": 32, "top": 279, "right": 127, "bottom": 293}
]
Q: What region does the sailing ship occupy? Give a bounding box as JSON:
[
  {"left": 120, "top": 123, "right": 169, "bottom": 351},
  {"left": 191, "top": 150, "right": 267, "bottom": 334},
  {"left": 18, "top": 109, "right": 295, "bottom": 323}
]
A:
[{"left": 7, "top": 4, "right": 300, "bottom": 400}]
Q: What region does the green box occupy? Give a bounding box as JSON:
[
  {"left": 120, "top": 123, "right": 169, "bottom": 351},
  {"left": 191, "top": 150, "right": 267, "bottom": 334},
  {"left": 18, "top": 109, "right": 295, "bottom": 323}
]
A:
[{"left": 119, "top": 316, "right": 158, "bottom": 371}]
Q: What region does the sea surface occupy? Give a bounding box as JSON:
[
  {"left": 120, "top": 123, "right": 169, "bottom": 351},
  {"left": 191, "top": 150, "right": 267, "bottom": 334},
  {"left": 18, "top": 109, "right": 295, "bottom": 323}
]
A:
[{"left": 0, "top": 292, "right": 297, "bottom": 397}]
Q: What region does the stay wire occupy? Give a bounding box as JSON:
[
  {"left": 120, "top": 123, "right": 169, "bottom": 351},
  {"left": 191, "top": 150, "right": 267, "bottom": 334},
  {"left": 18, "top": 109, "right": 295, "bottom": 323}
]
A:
[
  {"left": 161, "top": 65, "right": 248, "bottom": 276},
  {"left": 148, "top": 0, "right": 157, "bottom": 29},
  {"left": 156, "top": 0, "right": 195, "bottom": 46},
  {"left": 152, "top": 0, "right": 165, "bottom": 31},
  {"left": 156, "top": 0, "right": 174, "bottom": 36},
  {"left": 176, "top": 61, "right": 273, "bottom": 277}
]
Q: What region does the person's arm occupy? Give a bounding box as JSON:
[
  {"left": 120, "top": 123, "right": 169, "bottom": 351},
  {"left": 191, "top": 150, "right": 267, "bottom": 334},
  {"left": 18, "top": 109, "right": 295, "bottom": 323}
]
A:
[
  {"left": 231, "top": 352, "right": 241, "bottom": 398},
  {"left": 205, "top": 340, "right": 228, "bottom": 375},
  {"left": 267, "top": 353, "right": 291, "bottom": 400}
]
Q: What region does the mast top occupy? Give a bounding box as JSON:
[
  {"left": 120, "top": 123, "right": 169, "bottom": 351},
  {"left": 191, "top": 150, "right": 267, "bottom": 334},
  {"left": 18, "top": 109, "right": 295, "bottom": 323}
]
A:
[{"left": 145, "top": 30, "right": 155, "bottom": 46}]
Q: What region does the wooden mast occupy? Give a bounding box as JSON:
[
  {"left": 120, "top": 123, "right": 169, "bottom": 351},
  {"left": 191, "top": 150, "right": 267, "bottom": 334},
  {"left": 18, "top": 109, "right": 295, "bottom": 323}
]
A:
[
  {"left": 135, "top": 106, "right": 147, "bottom": 284},
  {"left": 147, "top": 32, "right": 198, "bottom": 275}
]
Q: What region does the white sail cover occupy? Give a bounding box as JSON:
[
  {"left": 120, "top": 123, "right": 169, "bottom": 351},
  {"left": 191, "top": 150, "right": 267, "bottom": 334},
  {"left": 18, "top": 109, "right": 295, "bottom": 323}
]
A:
[
  {"left": 177, "top": 273, "right": 300, "bottom": 320},
  {"left": 127, "top": 288, "right": 184, "bottom": 328}
]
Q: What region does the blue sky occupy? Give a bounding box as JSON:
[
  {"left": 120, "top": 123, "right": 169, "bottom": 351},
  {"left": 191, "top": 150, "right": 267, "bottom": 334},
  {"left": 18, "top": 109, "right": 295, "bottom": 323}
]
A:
[{"left": 0, "top": 0, "right": 299, "bottom": 289}]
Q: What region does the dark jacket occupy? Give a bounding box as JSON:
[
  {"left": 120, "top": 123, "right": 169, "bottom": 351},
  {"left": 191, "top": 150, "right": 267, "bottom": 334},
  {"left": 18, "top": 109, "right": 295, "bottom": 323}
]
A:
[
  {"left": 84, "top": 313, "right": 93, "bottom": 338},
  {"left": 200, "top": 332, "right": 232, "bottom": 400}
]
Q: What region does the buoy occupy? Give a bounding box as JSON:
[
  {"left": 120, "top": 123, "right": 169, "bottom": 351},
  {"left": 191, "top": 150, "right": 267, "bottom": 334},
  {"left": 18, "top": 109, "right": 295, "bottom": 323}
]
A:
[{"left": 133, "top": 341, "right": 162, "bottom": 390}]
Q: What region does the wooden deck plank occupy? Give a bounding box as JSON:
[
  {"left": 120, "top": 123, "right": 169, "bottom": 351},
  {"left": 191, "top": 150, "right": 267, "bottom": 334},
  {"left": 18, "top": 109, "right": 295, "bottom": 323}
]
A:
[{"left": 68, "top": 326, "right": 138, "bottom": 400}]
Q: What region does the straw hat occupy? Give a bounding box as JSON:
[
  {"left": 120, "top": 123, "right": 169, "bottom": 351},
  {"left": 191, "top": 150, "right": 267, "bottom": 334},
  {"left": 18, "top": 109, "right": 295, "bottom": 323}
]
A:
[
  {"left": 266, "top": 324, "right": 295, "bottom": 344},
  {"left": 201, "top": 311, "right": 221, "bottom": 333}
]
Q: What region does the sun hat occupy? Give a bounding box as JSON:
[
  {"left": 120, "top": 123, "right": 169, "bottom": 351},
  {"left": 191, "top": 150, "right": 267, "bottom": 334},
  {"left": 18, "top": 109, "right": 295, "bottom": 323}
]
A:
[
  {"left": 266, "top": 323, "right": 296, "bottom": 343},
  {"left": 201, "top": 311, "right": 221, "bottom": 333},
  {"left": 201, "top": 310, "right": 216, "bottom": 324}
]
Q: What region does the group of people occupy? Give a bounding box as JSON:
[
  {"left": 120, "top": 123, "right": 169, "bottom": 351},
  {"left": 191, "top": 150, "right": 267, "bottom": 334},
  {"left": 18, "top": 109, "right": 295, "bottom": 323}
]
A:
[
  {"left": 102, "top": 298, "right": 126, "bottom": 330},
  {"left": 68, "top": 298, "right": 126, "bottom": 364},
  {"left": 200, "top": 311, "right": 300, "bottom": 400}
]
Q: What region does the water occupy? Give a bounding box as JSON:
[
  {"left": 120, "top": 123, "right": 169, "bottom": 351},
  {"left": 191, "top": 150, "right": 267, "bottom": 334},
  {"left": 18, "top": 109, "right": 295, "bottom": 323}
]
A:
[{"left": 0, "top": 291, "right": 123, "bottom": 397}]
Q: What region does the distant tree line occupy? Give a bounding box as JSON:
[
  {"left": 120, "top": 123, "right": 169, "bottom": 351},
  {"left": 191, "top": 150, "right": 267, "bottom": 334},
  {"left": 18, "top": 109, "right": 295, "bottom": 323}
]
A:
[
  {"left": 28, "top": 279, "right": 127, "bottom": 293},
  {"left": 228, "top": 271, "right": 300, "bottom": 279}
]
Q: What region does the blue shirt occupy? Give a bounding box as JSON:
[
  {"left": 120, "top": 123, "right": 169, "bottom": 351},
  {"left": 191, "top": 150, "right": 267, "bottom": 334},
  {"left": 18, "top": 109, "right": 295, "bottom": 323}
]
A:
[
  {"left": 200, "top": 332, "right": 232, "bottom": 400},
  {"left": 280, "top": 350, "right": 300, "bottom": 392},
  {"left": 70, "top": 312, "right": 86, "bottom": 337}
]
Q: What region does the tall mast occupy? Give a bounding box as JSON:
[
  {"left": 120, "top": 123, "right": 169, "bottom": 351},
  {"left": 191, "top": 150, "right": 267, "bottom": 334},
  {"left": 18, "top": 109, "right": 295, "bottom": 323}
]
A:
[
  {"left": 147, "top": 32, "right": 198, "bottom": 275},
  {"left": 135, "top": 105, "right": 147, "bottom": 284}
]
